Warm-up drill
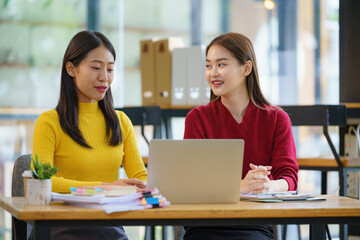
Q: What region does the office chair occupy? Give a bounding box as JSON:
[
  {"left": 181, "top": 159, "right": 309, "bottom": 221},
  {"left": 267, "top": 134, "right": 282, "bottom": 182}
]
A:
[{"left": 11, "top": 154, "right": 32, "bottom": 240}]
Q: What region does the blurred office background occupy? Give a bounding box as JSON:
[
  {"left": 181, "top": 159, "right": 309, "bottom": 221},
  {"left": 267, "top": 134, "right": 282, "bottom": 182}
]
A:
[{"left": 0, "top": 0, "right": 343, "bottom": 239}]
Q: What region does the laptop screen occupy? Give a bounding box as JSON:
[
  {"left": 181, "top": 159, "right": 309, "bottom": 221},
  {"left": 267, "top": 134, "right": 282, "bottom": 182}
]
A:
[{"left": 147, "top": 139, "right": 244, "bottom": 204}]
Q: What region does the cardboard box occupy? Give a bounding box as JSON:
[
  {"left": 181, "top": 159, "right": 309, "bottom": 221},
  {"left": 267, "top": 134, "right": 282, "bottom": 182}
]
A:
[
  {"left": 140, "top": 39, "right": 158, "bottom": 106},
  {"left": 155, "top": 38, "right": 185, "bottom": 106}
]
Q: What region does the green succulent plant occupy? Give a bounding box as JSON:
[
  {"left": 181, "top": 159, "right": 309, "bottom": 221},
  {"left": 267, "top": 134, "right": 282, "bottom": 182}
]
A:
[{"left": 31, "top": 154, "right": 58, "bottom": 180}]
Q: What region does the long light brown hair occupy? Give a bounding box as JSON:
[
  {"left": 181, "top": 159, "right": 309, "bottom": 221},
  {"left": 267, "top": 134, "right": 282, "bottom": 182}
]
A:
[{"left": 206, "top": 32, "right": 271, "bottom": 107}]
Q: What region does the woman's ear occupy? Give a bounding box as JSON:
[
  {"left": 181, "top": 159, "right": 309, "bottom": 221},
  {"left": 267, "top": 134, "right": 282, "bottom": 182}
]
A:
[
  {"left": 65, "top": 62, "right": 76, "bottom": 77},
  {"left": 244, "top": 60, "right": 252, "bottom": 76}
]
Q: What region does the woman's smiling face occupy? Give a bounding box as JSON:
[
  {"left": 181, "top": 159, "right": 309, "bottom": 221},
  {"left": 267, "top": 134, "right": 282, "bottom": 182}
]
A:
[
  {"left": 205, "top": 44, "right": 248, "bottom": 100},
  {"left": 66, "top": 44, "right": 115, "bottom": 103}
]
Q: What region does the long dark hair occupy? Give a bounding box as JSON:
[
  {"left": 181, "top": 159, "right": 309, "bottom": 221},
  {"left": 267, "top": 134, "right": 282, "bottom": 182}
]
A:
[
  {"left": 56, "top": 30, "right": 121, "bottom": 148},
  {"left": 206, "top": 32, "right": 271, "bottom": 107}
]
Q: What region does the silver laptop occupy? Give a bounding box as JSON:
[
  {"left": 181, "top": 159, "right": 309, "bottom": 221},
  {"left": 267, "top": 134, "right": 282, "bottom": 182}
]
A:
[{"left": 147, "top": 139, "right": 244, "bottom": 204}]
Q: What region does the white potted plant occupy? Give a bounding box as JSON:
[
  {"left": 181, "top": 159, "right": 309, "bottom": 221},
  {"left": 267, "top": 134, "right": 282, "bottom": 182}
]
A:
[{"left": 26, "top": 154, "right": 58, "bottom": 205}]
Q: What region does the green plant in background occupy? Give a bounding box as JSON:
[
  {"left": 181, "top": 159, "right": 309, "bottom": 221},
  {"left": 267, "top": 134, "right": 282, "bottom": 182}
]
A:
[
  {"left": 31, "top": 154, "right": 58, "bottom": 179},
  {"left": 3, "top": 0, "right": 53, "bottom": 8},
  {"left": 3, "top": 0, "right": 10, "bottom": 8}
]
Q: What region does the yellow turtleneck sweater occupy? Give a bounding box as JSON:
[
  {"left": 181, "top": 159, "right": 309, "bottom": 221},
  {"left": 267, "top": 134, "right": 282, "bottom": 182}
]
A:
[{"left": 32, "top": 101, "right": 147, "bottom": 193}]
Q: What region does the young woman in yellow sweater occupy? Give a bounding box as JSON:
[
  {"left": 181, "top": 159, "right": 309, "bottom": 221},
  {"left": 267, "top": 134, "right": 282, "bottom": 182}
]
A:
[{"left": 31, "top": 31, "right": 147, "bottom": 240}]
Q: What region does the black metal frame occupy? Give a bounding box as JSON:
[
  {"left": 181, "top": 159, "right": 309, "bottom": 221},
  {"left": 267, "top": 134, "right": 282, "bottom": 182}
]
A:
[
  {"left": 280, "top": 105, "right": 347, "bottom": 196},
  {"left": 346, "top": 107, "right": 360, "bottom": 119},
  {"left": 20, "top": 216, "right": 360, "bottom": 240},
  {"left": 116, "top": 106, "right": 161, "bottom": 145}
]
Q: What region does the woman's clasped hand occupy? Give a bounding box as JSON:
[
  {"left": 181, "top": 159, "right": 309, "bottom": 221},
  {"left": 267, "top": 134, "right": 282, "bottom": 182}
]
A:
[{"left": 241, "top": 163, "right": 272, "bottom": 194}]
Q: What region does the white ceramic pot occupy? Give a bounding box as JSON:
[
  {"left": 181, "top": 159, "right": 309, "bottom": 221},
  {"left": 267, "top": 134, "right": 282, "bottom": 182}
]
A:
[{"left": 26, "top": 179, "right": 52, "bottom": 205}]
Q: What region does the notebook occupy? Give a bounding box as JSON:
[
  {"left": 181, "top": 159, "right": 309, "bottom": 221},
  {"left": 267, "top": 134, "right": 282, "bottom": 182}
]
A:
[
  {"left": 147, "top": 139, "right": 244, "bottom": 204},
  {"left": 240, "top": 191, "right": 326, "bottom": 202}
]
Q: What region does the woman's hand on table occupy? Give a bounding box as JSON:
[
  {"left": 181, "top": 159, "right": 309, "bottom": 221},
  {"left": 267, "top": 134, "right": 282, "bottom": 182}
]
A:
[{"left": 102, "top": 178, "right": 147, "bottom": 190}]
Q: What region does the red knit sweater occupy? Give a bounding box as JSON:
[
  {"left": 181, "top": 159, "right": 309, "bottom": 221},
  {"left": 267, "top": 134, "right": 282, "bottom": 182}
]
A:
[{"left": 184, "top": 99, "right": 298, "bottom": 191}]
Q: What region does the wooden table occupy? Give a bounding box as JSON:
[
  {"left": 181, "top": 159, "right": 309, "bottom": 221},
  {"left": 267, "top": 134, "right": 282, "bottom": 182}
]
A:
[
  {"left": 0, "top": 108, "right": 48, "bottom": 120},
  {"left": 1, "top": 195, "right": 360, "bottom": 240}
]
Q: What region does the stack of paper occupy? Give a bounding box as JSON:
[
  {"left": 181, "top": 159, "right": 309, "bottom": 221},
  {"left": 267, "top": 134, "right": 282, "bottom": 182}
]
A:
[
  {"left": 69, "top": 185, "right": 138, "bottom": 197},
  {"left": 51, "top": 188, "right": 170, "bottom": 214}
]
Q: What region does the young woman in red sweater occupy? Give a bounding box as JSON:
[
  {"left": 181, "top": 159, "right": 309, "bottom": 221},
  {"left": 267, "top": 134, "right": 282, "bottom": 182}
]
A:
[{"left": 183, "top": 32, "right": 298, "bottom": 240}]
